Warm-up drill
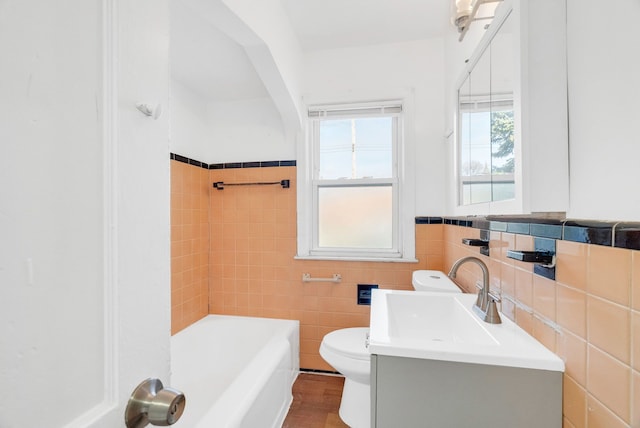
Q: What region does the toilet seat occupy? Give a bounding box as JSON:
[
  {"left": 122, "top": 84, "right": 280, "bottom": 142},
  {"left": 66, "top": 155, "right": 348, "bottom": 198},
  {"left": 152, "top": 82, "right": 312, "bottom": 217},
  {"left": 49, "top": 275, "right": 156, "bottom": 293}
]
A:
[{"left": 321, "top": 327, "right": 370, "bottom": 361}]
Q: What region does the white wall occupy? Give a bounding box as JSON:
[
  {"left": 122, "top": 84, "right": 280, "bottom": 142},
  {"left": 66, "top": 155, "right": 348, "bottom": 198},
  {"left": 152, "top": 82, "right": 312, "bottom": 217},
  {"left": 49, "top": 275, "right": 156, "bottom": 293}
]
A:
[
  {"left": 565, "top": 0, "right": 640, "bottom": 221},
  {"left": 171, "top": 80, "right": 211, "bottom": 161},
  {"left": 169, "top": 80, "right": 291, "bottom": 163},
  {"left": 0, "top": 2, "right": 105, "bottom": 425},
  {"left": 220, "top": 0, "right": 303, "bottom": 130},
  {"left": 0, "top": 0, "right": 172, "bottom": 426},
  {"left": 206, "top": 97, "right": 293, "bottom": 163},
  {"left": 302, "top": 39, "right": 447, "bottom": 215}
]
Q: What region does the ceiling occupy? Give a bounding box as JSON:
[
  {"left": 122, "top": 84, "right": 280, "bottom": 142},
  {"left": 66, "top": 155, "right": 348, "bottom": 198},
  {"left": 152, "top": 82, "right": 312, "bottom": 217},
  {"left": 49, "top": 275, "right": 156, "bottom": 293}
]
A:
[
  {"left": 171, "top": 0, "right": 451, "bottom": 101},
  {"left": 281, "top": 0, "right": 450, "bottom": 51}
]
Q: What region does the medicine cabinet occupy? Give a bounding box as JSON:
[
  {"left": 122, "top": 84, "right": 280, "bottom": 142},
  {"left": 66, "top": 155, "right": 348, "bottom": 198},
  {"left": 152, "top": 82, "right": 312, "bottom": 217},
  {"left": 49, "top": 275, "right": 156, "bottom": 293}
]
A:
[{"left": 453, "top": 0, "right": 569, "bottom": 215}]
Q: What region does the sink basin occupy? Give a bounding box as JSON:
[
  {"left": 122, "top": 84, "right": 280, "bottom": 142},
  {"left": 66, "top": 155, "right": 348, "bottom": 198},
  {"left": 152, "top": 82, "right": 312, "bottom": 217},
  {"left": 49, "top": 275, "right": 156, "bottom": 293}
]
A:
[
  {"left": 369, "top": 290, "right": 564, "bottom": 372},
  {"left": 386, "top": 292, "right": 497, "bottom": 346}
]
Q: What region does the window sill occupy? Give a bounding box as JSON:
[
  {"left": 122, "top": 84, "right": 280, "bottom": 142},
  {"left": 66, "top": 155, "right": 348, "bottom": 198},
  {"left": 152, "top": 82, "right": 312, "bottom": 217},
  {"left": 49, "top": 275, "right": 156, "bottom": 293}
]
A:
[{"left": 294, "top": 255, "right": 419, "bottom": 263}]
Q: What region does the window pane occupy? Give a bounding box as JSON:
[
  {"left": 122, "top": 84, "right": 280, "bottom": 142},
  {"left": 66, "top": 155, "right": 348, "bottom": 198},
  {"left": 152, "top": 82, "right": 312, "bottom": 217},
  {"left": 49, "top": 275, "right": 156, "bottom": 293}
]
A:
[
  {"left": 318, "top": 186, "right": 392, "bottom": 249},
  {"left": 460, "top": 109, "right": 492, "bottom": 205},
  {"left": 318, "top": 117, "right": 393, "bottom": 179}
]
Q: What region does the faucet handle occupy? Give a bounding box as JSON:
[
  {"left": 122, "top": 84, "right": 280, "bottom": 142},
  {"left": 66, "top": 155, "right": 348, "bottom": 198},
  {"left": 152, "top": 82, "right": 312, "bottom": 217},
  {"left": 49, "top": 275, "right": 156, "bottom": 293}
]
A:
[
  {"left": 488, "top": 290, "right": 501, "bottom": 303},
  {"left": 484, "top": 294, "right": 502, "bottom": 324}
]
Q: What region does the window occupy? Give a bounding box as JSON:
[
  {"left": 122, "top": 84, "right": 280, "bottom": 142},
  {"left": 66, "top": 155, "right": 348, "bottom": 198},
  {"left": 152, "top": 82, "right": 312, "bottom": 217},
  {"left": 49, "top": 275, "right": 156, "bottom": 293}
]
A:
[
  {"left": 458, "top": 94, "right": 515, "bottom": 205},
  {"left": 298, "top": 101, "right": 415, "bottom": 261}
]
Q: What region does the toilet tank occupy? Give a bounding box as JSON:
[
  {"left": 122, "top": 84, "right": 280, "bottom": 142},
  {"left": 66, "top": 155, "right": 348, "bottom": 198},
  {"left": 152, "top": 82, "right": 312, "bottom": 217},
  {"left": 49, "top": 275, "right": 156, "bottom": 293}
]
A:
[{"left": 411, "top": 270, "right": 462, "bottom": 293}]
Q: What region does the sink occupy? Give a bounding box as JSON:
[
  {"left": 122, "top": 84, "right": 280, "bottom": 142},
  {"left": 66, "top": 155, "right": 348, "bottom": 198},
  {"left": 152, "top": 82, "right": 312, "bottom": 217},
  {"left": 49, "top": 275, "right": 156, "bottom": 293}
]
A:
[
  {"left": 369, "top": 289, "right": 564, "bottom": 371},
  {"left": 386, "top": 292, "right": 497, "bottom": 346}
]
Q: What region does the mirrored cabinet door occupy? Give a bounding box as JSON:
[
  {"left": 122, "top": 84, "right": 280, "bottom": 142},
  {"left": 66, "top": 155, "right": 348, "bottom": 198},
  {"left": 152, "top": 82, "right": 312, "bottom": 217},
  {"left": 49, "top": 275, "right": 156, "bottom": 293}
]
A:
[
  {"left": 453, "top": 0, "right": 568, "bottom": 215},
  {"left": 489, "top": 11, "right": 514, "bottom": 203},
  {"left": 458, "top": 43, "right": 491, "bottom": 205}
]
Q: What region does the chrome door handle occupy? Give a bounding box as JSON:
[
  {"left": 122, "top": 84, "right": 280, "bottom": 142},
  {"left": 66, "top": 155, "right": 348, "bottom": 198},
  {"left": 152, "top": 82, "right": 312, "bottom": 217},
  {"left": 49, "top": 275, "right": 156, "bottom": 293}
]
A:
[{"left": 125, "top": 378, "right": 186, "bottom": 427}]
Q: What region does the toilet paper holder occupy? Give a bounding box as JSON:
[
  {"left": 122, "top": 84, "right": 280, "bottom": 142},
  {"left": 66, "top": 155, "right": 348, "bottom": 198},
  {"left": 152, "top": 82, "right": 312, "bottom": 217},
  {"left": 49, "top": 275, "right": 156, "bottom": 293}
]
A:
[{"left": 125, "top": 378, "right": 186, "bottom": 428}]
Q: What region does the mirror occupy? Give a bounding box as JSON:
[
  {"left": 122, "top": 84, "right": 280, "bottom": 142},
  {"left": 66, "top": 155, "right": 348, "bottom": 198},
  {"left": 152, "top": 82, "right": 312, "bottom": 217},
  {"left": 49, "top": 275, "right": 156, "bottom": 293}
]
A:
[{"left": 457, "top": 10, "right": 515, "bottom": 206}]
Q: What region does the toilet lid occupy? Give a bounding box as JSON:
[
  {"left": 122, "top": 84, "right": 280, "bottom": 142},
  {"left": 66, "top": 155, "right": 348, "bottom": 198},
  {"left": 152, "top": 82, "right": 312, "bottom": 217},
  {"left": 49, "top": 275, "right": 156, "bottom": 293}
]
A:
[
  {"left": 412, "top": 270, "right": 462, "bottom": 293},
  {"left": 321, "top": 327, "right": 370, "bottom": 361}
]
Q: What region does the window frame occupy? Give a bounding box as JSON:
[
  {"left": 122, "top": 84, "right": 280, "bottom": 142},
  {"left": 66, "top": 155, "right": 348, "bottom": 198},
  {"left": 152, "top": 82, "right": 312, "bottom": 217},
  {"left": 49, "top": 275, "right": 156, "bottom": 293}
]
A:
[{"left": 297, "top": 99, "right": 416, "bottom": 262}]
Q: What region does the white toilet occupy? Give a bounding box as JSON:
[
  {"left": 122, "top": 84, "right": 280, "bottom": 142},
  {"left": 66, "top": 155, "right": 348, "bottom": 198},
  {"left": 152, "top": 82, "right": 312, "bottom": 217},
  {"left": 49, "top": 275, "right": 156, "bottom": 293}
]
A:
[{"left": 319, "top": 270, "right": 462, "bottom": 428}]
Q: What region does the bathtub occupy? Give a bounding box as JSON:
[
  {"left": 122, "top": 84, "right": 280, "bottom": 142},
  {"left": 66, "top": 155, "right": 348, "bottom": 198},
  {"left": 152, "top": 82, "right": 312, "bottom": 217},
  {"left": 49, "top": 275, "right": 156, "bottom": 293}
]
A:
[{"left": 170, "top": 315, "right": 300, "bottom": 428}]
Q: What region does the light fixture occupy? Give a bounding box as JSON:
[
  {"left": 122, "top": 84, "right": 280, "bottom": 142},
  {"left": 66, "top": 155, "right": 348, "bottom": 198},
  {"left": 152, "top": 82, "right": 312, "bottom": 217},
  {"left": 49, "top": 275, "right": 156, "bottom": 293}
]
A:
[
  {"left": 453, "top": 0, "right": 503, "bottom": 41},
  {"left": 454, "top": 0, "right": 473, "bottom": 31}
]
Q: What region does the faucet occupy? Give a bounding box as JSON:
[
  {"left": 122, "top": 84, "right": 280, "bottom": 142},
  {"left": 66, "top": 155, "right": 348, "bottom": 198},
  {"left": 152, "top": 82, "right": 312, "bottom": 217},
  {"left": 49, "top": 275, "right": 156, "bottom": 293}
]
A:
[{"left": 448, "top": 256, "right": 501, "bottom": 324}]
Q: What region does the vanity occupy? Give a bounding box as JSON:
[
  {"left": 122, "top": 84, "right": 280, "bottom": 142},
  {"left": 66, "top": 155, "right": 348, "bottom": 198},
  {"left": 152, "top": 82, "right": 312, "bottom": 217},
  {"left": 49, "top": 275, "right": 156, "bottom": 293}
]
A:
[{"left": 368, "top": 290, "right": 564, "bottom": 427}]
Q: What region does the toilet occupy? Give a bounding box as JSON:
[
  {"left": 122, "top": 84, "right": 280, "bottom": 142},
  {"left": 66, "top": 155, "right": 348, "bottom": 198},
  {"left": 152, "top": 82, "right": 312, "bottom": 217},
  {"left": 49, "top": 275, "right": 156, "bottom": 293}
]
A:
[{"left": 319, "top": 270, "right": 461, "bottom": 428}]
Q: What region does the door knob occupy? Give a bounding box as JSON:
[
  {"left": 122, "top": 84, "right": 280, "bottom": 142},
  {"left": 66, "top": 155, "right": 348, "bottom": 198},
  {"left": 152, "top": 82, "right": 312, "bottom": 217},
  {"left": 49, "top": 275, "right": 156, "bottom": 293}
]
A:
[{"left": 125, "top": 378, "right": 186, "bottom": 428}]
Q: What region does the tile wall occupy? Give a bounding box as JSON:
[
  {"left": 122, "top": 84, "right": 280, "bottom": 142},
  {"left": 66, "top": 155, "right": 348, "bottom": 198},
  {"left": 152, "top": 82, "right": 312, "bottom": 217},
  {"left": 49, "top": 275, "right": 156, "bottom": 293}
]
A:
[
  {"left": 170, "top": 159, "right": 210, "bottom": 334},
  {"left": 440, "top": 223, "right": 640, "bottom": 428},
  {"left": 170, "top": 155, "right": 640, "bottom": 426},
  {"left": 207, "top": 164, "right": 443, "bottom": 370}
]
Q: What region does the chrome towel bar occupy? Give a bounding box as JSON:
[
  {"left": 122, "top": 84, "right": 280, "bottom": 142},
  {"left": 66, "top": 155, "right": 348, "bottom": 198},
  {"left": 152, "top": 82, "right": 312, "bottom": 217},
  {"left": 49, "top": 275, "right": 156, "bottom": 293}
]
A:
[
  {"left": 213, "top": 179, "right": 290, "bottom": 190},
  {"left": 302, "top": 273, "right": 342, "bottom": 283}
]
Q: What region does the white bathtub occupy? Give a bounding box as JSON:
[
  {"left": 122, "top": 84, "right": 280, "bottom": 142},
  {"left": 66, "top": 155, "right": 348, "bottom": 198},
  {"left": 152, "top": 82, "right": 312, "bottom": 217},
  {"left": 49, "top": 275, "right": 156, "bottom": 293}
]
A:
[{"left": 170, "top": 315, "right": 300, "bottom": 428}]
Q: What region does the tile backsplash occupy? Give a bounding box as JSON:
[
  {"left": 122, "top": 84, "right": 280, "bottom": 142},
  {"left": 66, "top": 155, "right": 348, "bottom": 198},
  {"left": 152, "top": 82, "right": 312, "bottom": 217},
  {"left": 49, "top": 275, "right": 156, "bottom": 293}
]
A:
[
  {"left": 439, "top": 221, "right": 639, "bottom": 428},
  {"left": 171, "top": 155, "right": 640, "bottom": 427}
]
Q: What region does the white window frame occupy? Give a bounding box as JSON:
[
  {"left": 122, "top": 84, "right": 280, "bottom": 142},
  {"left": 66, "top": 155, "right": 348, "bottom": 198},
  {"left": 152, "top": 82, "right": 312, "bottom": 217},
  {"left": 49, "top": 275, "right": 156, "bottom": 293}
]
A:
[{"left": 296, "top": 99, "right": 417, "bottom": 262}]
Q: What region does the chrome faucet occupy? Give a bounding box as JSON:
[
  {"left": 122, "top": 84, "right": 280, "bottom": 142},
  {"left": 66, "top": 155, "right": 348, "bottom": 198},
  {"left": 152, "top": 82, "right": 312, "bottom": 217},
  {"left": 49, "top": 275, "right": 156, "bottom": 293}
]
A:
[{"left": 448, "top": 256, "right": 501, "bottom": 324}]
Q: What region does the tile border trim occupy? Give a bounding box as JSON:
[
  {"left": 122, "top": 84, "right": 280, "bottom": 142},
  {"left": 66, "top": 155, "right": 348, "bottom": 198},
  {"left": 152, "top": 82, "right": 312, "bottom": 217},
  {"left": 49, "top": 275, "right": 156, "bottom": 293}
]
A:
[
  {"left": 415, "top": 216, "right": 640, "bottom": 250},
  {"left": 170, "top": 153, "right": 296, "bottom": 170}
]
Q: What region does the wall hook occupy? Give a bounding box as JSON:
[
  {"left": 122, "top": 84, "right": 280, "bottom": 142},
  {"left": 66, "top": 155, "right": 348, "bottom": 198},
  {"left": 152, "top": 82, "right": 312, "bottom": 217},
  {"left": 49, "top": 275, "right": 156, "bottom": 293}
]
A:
[{"left": 136, "top": 103, "right": 162, "bottom": 120}]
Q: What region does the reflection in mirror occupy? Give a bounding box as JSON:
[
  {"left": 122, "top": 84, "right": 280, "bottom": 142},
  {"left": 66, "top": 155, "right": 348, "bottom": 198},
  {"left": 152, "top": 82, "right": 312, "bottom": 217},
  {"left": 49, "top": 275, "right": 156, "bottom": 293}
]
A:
[
  {"left": 457, "top": 10, "right": 514, "bottom": 206},
  {"left": 458, "top": 39, "right": 492, "bottom": 205},
  {"left": 490, "top": 11, "right": 514, "bottom": 202}
]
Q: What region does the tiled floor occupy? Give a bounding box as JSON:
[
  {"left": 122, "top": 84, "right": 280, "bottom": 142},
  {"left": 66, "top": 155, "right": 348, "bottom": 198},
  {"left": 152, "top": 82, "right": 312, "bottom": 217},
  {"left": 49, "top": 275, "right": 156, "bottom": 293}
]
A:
[{"left": 283, "top": 373, "right": 349, "bottom": 428}]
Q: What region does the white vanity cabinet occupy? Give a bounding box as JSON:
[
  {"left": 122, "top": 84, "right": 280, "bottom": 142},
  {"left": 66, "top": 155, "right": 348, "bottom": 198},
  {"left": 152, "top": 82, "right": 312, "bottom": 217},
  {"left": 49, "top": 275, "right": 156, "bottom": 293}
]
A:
[
  {"left": 370, "top": 354, "right": 563, "bottom": 428},
  {"left": 453, "top": 0, "right": 568, "bottom": 215}
]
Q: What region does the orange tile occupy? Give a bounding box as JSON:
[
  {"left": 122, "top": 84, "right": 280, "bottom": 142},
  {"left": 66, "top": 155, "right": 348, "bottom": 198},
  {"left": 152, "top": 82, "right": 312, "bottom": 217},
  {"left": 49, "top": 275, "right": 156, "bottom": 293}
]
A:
[
  {"left": 587, "top": 245, "right": 631, "bottom": 306},
  {"left": 557, "top": 330, "right": 587, "bottom": 386},
  {"left": 587, "top": 296, "right": 631, "bottom": 364},
  {"left": 586, "top": 394, "right": 629, "bottom": 428},
  {"left": 500, "top": 262, "right": 516, "bottom": 298},
  {"left": 492, "top": 232, "right": 518, "bottom": 265},
  {"left": 557, "top": 284, "right": 587, "bottom": 338},
  {"left": 634, "top": 371, "right": 640, "bottom": 426},
  {"left": 515, "top": 307, "right": 534, "bottom": 335},
  {"left": 587, "top": 345, "right": 631, "bottom": 423},
  {"left": 556, "top": 240, "right": 588, "bottom": 291},
  {"left": 533, "top": 274, "right": 556, "bottom": 321},
  {"left": 500, "top": 297, "right": 515, "bottom": 322},
  {"left": 633, "top": 251, "right": 640, "bottom": 311},
  {"left": 634, "top": 311, "right": 640, "bottom": 371},
  {"left": 563, "top": 375, "right": 586, "bottom": 428},
  {"left": 532, "top": 316, "right": 557, "bottom": 352},
  {"left": 514, "top": 268, "right": 533, "bottom": 308}
]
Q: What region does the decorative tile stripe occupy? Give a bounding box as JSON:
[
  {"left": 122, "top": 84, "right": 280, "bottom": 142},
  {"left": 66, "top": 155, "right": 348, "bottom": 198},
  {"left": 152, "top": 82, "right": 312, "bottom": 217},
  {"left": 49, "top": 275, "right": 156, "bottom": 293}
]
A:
[
  {"left": 416, "top": 215, "right": 640, "bottom": 250},
  {"left": 170, "top": 153, "right": 296, "bottom": 170},
  {"left": 415, "top": 217, "right": 443, "bottom": 224},
  {"left": 170, "top": 153, "right": 209, "bottom": 169},
  {"left": 209, "top": 160, "right": 297, "bottom": 169}
]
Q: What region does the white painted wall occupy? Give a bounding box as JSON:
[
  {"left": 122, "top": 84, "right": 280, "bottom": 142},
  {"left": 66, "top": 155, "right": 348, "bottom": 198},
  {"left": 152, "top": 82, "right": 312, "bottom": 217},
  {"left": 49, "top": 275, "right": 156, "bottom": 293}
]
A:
[
  {"left": 207, "top": 97, "right": 293, "bottom": 163},
  {"left": 169, "top": 80, "right": 291, "bottom": 163},
  {"left": 171, "top": 80, "right": 211, "bottom": 161},
  {"left": 220, "top": 0, "right": 303, "bottom": 130},
  {"left": 0, "top": 2, "right": 104, "bottom": 425},
  {"left": 302, "top": 39, "right": 447, "bottom": 215},
  {"left": 0, "top": 0, "right": 172, "bottom": 426},
  {"left": 565, "top": 0, "right": 640, "bottom": 221}
]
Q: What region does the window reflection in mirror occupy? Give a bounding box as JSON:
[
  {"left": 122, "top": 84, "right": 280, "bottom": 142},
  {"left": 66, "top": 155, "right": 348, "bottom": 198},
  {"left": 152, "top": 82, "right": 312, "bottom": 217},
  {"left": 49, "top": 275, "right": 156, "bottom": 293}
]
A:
[{"left": 458, "top": 11, "right": 515, "bottom": 206}]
